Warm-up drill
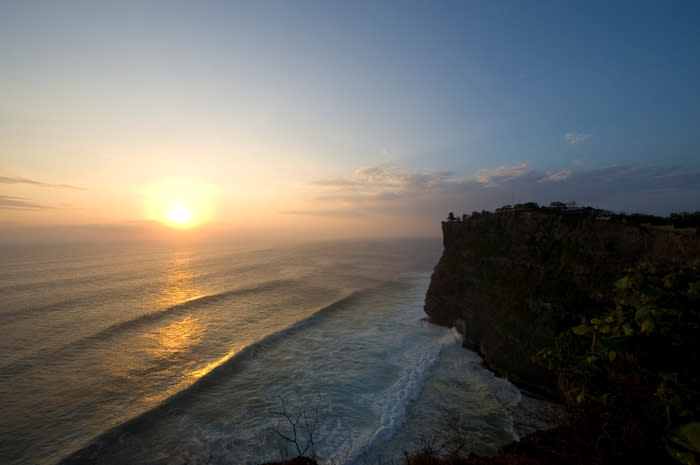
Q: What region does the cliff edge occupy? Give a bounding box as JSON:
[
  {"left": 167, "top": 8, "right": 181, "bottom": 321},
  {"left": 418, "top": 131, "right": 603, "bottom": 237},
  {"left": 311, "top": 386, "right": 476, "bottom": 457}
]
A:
[{"left": 424, "top": 208, "right": 700, "bottom": 395}]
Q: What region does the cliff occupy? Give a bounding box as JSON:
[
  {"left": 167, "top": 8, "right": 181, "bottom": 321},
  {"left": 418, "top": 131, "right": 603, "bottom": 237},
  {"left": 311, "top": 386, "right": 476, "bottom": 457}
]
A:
[{"left": 424, "top": 209, "right": 700, "bottom": 395}]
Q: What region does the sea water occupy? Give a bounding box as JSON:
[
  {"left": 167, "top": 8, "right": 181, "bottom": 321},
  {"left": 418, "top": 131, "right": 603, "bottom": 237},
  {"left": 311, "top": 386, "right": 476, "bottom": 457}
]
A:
[{"left": 0, "top": 239, "right": 561, "bottom": 465}]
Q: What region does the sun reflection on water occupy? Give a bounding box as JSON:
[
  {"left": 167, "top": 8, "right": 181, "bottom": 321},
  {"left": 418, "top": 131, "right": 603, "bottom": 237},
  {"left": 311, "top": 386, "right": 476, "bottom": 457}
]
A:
[
  {"left": 190, "top": 346, "right": 243, "bottom": 379},
  {"left": 155, "top": 254, "right": 204, "bottom": 309},
  {"left": 146, "top": 251, "right": 244, "bottom": 383},
  {"left": 146, "top": 315, "right": 204, "bottom": 359},
  {"left": 103, "top": 250, "right": 246, "bottom": 411}
]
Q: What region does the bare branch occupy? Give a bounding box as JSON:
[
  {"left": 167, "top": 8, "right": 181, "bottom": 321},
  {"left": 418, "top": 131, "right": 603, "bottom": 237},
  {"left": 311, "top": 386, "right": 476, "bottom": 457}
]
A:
[{"left": 273, "top": 394, "right": 321, "bottom": 461}]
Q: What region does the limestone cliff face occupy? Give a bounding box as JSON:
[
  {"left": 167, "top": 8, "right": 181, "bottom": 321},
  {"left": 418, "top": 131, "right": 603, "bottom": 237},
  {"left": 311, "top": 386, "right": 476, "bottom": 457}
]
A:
[{"left": 424, "top": 210, "right": 700, "bottom": 395}]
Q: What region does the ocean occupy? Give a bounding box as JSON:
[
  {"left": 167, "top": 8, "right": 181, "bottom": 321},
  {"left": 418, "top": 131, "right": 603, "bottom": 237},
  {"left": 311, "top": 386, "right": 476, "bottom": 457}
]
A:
[{"left": 0, "top": 239, "right": 562, "bottom": 465}]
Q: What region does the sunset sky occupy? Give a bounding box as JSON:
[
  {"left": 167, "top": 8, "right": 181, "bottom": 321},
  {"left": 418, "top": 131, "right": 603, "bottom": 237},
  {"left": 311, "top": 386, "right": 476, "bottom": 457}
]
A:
[{"left": 2, "top": 1, "right": 699, "bottom": 242}]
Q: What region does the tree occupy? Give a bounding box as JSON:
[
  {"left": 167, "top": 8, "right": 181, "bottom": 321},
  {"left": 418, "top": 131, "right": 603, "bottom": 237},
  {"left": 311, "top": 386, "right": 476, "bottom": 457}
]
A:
[{"left": 549, "top": 201, "right": 566, "bottom": 210}]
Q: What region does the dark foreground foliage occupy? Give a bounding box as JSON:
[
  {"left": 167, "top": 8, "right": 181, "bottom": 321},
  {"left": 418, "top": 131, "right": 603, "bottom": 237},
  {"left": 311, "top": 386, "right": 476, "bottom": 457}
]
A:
[{"left": 536, "top": 266, "right": 700, "bottom": 464}]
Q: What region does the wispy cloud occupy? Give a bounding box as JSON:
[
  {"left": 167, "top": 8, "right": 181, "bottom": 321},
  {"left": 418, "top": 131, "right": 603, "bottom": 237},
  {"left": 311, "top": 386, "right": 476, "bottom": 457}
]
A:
[
  {"left": 473, "top": 163, "right": 529, "bottom": 184},
  {"left": 0, "top": 176, "right": 85, "bottom": 190},
  {"left": 307, "top": 166, "right": 454, "bottom": 206},
  {"left": 564, "top": 133, "right": 592, "bottom": 145},
  {"left": 0, "top": 195, "right": 53, "bottom": 210},
  {"left": 292, "top": 166, "right": 458, "bottom": 220},
  {"left": 311, "top": 166, "right": 452, "bottom": 191},
  {"left": 539, "top": 170, "right": 573, "bottom": 182}
]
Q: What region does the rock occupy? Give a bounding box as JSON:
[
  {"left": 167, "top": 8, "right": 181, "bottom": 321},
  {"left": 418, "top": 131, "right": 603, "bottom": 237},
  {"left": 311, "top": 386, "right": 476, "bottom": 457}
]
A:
[{"left": 424, "top": 209, "right": 700, "bottom": 395}]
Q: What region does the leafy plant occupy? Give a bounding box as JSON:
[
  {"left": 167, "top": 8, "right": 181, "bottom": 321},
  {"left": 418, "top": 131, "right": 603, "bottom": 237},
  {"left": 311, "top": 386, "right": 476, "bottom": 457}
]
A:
[
  {"left": 668, "top": 422, "right": 700, "bottom": 465},
  {"left": 539, "top": 266, "right": 700, "bottom": 463}
]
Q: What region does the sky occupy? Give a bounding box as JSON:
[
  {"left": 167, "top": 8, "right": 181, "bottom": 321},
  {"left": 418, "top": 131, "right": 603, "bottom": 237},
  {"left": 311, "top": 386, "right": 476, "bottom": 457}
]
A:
[{"left": 1, "top": 0, "right": 699, "bottom": 242}]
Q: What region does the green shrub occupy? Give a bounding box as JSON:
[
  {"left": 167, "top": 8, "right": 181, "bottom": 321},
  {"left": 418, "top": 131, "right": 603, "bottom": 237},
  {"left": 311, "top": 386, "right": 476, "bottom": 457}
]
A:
[{"left": 538, "top": 267, "right": 700, "bottom": 463}]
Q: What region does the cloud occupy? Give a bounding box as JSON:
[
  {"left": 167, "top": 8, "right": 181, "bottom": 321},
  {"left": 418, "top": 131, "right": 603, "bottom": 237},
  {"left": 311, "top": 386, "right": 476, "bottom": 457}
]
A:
[
  {"left": 474, "top": 163, "right": 529, "bottom": 184},
  {"left": 0, "top": 195, "right": 52, "bottom": 210},
  {"left": 291, "top": 166, "right": 462, "bottom": 224},
  {"left": 293, "top": 164, "right": 530, "bottom": 219},
  {"left": 307, "top": 166, "right": 454, "bottom": 206},
  {"left": 0, "top": 176, "right": 85, "bottom": 190},
  {"left": 289, "top": 164, "right": 700, "bottom": 225},
  {"left": 564, "top": 133, "right": 592, "bottom": 145},
  {"left": 311, "top": 166, "right": 452, "bottom": 191},
  {"left": 539, "top": 170, "right": 573, "bottom": 182}
]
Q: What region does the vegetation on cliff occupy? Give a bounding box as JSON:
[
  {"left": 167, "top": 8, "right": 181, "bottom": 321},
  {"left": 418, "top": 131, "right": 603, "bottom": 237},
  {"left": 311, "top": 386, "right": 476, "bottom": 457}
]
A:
[
  {"left": 539, "top": 266, "right": 700, "bottom": 464},
  {"left": 447, "top": 202, "right": 700, "bottom": 230}
]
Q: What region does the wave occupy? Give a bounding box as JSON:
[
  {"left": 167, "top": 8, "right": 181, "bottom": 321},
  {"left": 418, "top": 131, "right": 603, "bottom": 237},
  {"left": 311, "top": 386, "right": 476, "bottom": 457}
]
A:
[
  {"left": 346, "top": 324, "right": 463, "bottom": 464},
  {"left": 0, "top": 278, "right": 300, "bottom": 376},
  {"left": 0, "top": 263, "right": 276, "bottom": 325},
  {"left": 89, "top": 278, "right": 300, "bottom": 339},
  {"left": 56, "top": 289, "right": 369, "bottom": 465},
  {"left": 0, "top": 249, "right": 167, "bottom": 291},
  {"left": 0, "top": 277, "right": 156, "bottom": 326},
  {"left": 0, "top": 269, "right": 133, "bottom": 295}
]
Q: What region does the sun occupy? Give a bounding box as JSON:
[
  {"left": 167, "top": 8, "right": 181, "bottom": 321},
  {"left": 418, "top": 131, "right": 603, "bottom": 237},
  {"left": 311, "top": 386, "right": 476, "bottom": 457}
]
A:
[
  {"left": 168, "top": 204, "right": 193, "bottom": 225},
  {"left": 142, "top": 179, "right": 216, "bottom": 230}
]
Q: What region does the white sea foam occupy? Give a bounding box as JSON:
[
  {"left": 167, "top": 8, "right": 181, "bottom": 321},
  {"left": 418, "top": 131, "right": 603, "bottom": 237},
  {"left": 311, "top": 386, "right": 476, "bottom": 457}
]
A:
[
  {"left": 344, "top": 321, "right": 460, "bottom": 464},
  {"left": 438, "top": 326, "right": 464, "bottom": 346}
]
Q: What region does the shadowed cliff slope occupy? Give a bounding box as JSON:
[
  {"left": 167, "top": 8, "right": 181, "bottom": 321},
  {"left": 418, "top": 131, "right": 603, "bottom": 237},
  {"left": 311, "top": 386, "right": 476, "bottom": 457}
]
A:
[{"left": 424, "top": 209, "right": 700, "bottom": 395}]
